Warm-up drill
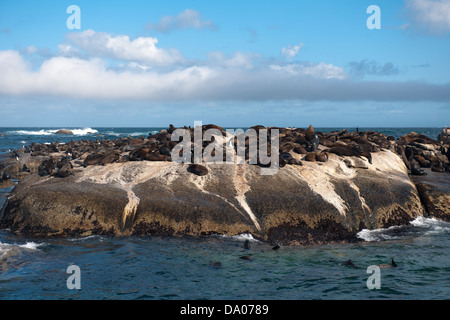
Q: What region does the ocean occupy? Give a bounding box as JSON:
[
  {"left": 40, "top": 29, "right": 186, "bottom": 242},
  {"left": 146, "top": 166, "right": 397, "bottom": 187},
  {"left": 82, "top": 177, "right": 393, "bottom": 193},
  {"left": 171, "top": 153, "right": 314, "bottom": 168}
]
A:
[{"left": 0, "top": 127, "right": 449, "bottom": 300}]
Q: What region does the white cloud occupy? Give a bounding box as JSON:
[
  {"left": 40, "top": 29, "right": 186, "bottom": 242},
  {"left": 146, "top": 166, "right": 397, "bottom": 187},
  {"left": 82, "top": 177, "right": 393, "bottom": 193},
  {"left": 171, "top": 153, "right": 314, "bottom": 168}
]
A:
[
  {"left": 206, "top": 51, "right": 256, "bottom": 69},
  {"left": 0, "top": 46, "right": 449, "bottom": 103},
  {"left": 56, "top": 44, "right": 81, "bottom": 57},
  {"left": 270, "top": 62, "right": 347, "bottom": 80},
  {"left": 66, "top": 29, "right": 185, "bottom": 66},
  {"left": 0, "top": 50, "right": 214, "bottom": 100},
  {"left": 281, "top": 43, "right": 304, "bottom": 58},
  {"left": 405, "top": 0, "right": 450, "bottom": 34},
  {"left": 146, "top": 9, "right": 217, "bottom": 33}
]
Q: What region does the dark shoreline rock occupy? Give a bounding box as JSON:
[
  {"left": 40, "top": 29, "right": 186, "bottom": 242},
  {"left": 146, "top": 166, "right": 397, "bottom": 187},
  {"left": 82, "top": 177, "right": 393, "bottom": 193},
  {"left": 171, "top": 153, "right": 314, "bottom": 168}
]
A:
[
  {"left": 55, "top": 129, "right": 74, "bottom": 135},
  {"left": 411, "top": 168, "right": 450, "bottom": 222}
]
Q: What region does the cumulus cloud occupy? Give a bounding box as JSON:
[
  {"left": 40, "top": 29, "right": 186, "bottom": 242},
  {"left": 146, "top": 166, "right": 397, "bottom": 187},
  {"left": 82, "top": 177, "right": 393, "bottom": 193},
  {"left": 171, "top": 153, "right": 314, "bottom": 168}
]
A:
[
  {"left": 146, "top": 9, "right": 217, "bottom": 33},
  {"left": 1, "top": 49, "right": 449, "bottom": 103},
  {"left": 404, "top": 0, "right": 450, "bottom": 34},
  {"left": 65, "top": 29, "right": 186, "bottom": 66},
  {"left": 281, "top": 43, "right": 304, "bottom": 58},
  {"left": 348, "top": 60, "right": 400, "bottom": 78}
]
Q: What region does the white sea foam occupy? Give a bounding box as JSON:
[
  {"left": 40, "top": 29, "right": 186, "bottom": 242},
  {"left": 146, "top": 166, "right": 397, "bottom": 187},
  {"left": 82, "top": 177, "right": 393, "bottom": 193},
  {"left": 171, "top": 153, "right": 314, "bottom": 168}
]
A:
[
  {"left": 219, "top": 233, "right": 259, "bottom": 242},
  {"left": 0, "top": 243, "right": 11, "bottom": 257},
  {"left": 0, "top": 241, "right": 44, "bottom": 254},
  {"left": 67, "top": 235, "right": 103, "bottom": 242},
  {"left": 19, "top": 242, "right": 44, "bottom": 250},
  {"left": 9, "top": 128, "right": 98, "bottom": 136},
  {"left": 357, "top": 216, "right": 450, "bottom": 242},
  {"left": 410, "top": 216, "right": 439, "bottom": 227},
  {"left": 356, "top": 226, "right": 403, "bottom": 242},
  {"left": 70, "top": 128, "right": 98, "bottom": 135},
  {"left": 103, "top": 130, "right": 159, "bottom": 137}
]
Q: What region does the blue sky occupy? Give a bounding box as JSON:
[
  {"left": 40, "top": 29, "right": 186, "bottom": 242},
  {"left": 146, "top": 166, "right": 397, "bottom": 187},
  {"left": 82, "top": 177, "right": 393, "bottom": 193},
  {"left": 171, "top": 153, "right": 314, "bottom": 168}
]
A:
[{"left": 0, "top": 0, "right": 449, "bottom": 127}]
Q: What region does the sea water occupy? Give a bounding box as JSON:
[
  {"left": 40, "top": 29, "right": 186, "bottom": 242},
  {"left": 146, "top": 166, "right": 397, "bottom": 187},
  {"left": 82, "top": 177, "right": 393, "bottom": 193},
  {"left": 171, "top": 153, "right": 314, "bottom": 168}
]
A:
[{"left": 0, "top": 127, "right": 449, "bottom": 300}]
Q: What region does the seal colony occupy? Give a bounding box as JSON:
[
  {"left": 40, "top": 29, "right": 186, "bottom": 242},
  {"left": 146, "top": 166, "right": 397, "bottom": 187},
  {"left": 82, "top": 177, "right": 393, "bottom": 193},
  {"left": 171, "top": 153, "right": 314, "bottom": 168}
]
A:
[
  {"left": 0, "top": 124, "right": 449, "bottom": 245},
  {"left": 7, "top": 124, "right": 449, "bottom": 178}
]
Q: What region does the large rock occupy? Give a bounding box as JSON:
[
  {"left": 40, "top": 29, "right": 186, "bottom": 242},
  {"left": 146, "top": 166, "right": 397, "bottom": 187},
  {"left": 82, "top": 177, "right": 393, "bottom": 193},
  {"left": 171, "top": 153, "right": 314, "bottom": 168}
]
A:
[
  {"left": 0, "top": 150, "right": 424, "bottom": 244},
  {"left": 55, "top": 129, "right": 74, "bottom": 135},
  {"left": 411, "top": 169, "right": 450, "bottom": 222}
]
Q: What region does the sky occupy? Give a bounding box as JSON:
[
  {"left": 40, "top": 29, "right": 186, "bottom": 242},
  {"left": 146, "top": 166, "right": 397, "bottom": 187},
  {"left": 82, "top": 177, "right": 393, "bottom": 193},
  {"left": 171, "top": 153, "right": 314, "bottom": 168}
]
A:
[{"left": 0, "top": 0, "right": 449, "bottom": 127}]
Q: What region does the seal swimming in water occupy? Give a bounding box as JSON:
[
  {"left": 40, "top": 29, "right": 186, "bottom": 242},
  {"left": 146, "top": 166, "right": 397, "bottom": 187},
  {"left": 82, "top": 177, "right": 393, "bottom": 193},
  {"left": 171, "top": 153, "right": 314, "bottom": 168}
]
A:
[
  {"left": 378, "top": 258, "right": 397, "bottom": 269},
  {"left": 210, "top": 261, "right": 222, "bottom": 268},
  {"left": 328, "top": 258, "right": 358, "bottom": 268}
]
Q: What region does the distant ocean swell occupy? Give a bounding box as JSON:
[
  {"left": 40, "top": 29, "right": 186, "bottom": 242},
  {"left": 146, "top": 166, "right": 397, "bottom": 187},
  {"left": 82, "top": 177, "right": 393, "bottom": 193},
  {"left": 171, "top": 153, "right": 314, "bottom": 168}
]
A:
[{"left": 7, "top": 128, "right": 99, "bottom": 136}]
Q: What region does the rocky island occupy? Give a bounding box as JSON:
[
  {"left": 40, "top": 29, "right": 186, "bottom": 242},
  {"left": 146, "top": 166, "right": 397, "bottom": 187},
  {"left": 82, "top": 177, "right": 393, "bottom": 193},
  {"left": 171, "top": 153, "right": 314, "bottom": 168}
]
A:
[{"left": 0, "top": 125, "right": 449, "bottom": 245}]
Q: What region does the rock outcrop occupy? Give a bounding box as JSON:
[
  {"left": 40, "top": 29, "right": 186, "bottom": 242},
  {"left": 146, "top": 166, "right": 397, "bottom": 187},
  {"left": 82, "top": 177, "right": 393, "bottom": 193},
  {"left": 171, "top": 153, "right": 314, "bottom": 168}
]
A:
[
  {"left": 1, "top": 125, "right": 448, "bottom": 245},
  {"left": 55, "top": 129, "right": 74, "bottom": 135},
  {"left": 0, "top": 149, "right": 423, "bottom": 245}
]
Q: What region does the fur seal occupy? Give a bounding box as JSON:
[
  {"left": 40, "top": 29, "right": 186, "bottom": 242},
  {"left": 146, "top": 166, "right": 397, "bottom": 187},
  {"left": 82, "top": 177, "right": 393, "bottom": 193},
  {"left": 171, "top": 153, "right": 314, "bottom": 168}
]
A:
[
  {"left": 378, "top": 258, "right": 397, "bottom": 269},
  {"left": 327, "top": 145, "right": 371, "bottom": 163},
  {"left": 210, "top": 261, "right": 222, "bottom": 268},
  {"left": 396, "top": 145, "right": 411, "bottom": 170},
  {"left": 410, "top": 159, "right": 427, "bottom": 176},
  {"left": 329, "top": 258, "right": 357, "bottom": 268},
  {"left": 239, "top": 256, "right": 253, "bottom": 260},
  {"left": 101, "top": 151, "right": 120, "bottom": 165},
  {"left": 84, "top": 153, "right": 106, "bottom": 166},
  {"left": 57, "top": 162, "right": 73, "bottom": 178},
  {"left": 279, "top": 152, "right": 302, "bottom": 165},
  {"left": 187, "top": 164, "right": 209, "bottom": 176},
  {"left": 244, "top": 240, "right": 250, "bottom": 250},
  {"left": 342, "top": 259, "right": 357, "bottom": 268},
  {"left": 316, "top": 152, "right": 329, "bottom": 162},
  {"left": 308, "top": 134, "right": 320, "bottom": 152},
  {"left": 272, "top": 245, "right": 280, "bottom": 251},
  {"left": 431, "top": 161, "right": 445, "bottom": 172},
  {"left": 305, "top": 125, "right": 315, "bottom": 142},
  {"left": 293, "top": 145, "right": 307, "bottom": 154},
  {"left": 1, "top": 170, "right": 9, "bottom": 181},
  {"left": 304, "top": 152, "right": 316, "bottom": 162},
  {"left": 38, "top": 158, "right": 55, "bottom": 176}
]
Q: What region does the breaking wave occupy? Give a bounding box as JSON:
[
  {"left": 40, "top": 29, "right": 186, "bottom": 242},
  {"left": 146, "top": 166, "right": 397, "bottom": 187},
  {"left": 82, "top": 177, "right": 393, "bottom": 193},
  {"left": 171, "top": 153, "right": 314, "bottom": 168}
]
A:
[
  {"left": 357, "top": 216, "right": 450, "bottom": 242},
  {"left": 8, "top": 128, "right": 98, "bottom": 136}
]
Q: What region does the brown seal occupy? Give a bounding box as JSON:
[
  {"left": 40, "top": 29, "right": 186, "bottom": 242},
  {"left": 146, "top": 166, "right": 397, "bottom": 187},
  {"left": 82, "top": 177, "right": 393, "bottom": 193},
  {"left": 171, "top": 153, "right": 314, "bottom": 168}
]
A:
[{"left": 187, "top": 164, "right": 209, "bottom": 176}]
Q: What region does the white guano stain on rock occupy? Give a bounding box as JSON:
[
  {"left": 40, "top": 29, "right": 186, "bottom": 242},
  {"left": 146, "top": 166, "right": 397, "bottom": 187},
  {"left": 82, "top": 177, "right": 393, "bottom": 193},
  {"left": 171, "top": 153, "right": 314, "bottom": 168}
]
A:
[
  {"left": 75, "top": 162, "right": 179, "bottom": 227},
  {"left": 234, "top": 163, "right": 261, "bottom": 231}
]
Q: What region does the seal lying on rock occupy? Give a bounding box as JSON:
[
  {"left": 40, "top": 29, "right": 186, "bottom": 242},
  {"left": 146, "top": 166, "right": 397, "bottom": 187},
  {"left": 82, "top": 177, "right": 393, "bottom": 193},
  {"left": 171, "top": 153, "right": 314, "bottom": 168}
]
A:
[
  {"left": 411, "top": 159, "right": 427, "bottom": 176},
  {"left": 187, "top": 164, "right": 209, "bottom": 176}
]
